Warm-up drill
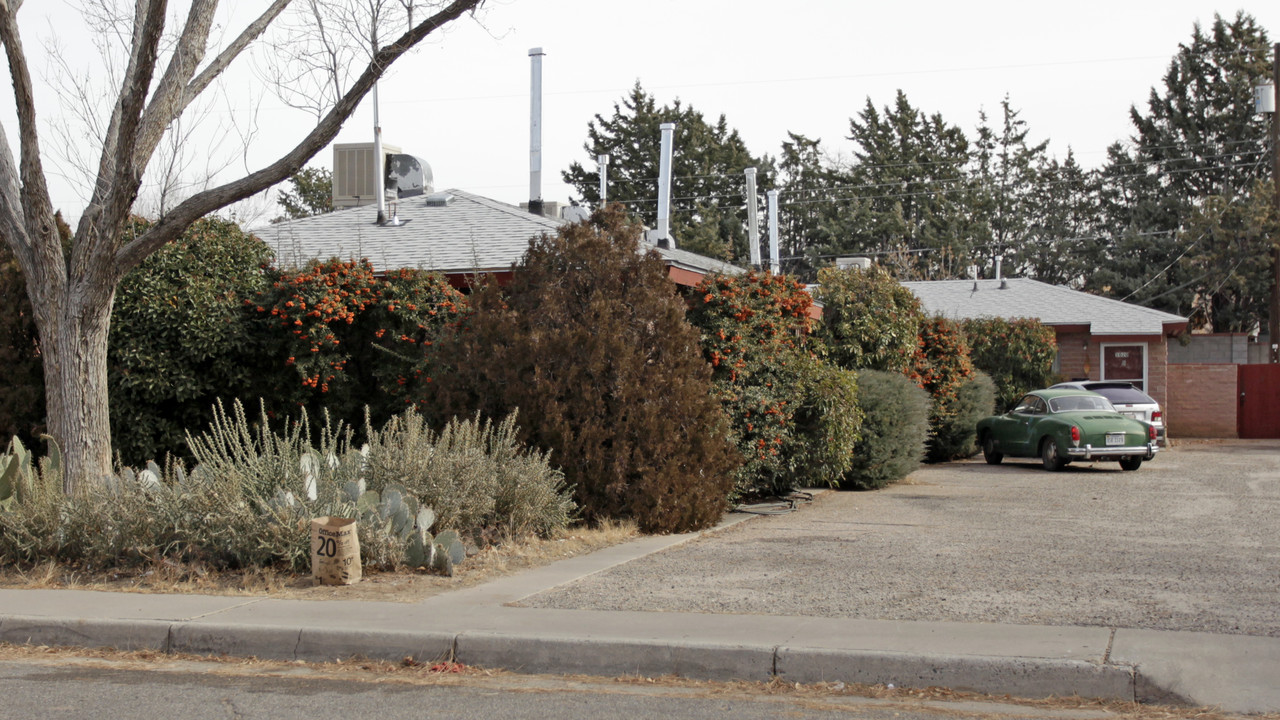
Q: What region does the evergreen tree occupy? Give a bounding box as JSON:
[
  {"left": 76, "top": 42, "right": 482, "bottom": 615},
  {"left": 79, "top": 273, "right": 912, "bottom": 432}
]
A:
[
  {"left": 1092, "top": 12, "right": 1272, "bottom": 317},
  {"left": 419, "top": 206, "right": 739, "bottom": 533},
  {"left": 971, "top": 98, "right": 1048, "bottom": 278},
  {"left": 773, "top": 132, "right": 844, "bottom": 280},
  {"left": 1019, "top": 151, "right": 1103, "bottom": 288},
  {"left": 562, "top": 82, "right": 773, "bottom": 261},
  {"left": 274, "top": 167, "right": 334, "bottom": 222},
  {"left": 1179, "top": 180, "right": 1278, "bottom": 332},
  {"left": 839, "top": 91, "right": 981, "bottom": 280}
]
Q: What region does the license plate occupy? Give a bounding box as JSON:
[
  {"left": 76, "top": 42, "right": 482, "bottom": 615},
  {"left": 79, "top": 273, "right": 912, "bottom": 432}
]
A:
[
  {"left": 1105, "top": 433, "right": 1125, "bottom": 446},
  {"left": 1122, "top": 412, "right": 1139, "bottom": 420}
]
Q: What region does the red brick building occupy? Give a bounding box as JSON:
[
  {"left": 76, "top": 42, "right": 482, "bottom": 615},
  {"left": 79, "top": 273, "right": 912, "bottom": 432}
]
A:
[{"left": 902, "top": 278, "right": 1188, "bottom": 427}]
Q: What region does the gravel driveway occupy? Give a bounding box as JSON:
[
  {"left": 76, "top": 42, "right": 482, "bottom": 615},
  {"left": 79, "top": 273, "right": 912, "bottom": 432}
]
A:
[{"left": 520, "top": 441, "right": 1280, "bottom": 637}]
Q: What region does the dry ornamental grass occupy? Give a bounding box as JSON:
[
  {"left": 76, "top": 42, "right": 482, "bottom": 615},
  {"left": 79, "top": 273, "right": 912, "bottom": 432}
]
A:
[{"left": 0, "top": 521, "right": 637, "bottom": 603}]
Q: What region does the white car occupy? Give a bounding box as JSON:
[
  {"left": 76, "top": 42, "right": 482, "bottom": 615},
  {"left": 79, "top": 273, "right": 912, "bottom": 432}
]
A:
[{"left": 1050, "top": 381, "right": 1165, "bottom": 445}]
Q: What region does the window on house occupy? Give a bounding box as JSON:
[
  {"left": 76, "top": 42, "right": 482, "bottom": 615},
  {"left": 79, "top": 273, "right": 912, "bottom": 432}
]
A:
[{"left": 1100, "top": 343, "right": 1147, "bottom": 391}]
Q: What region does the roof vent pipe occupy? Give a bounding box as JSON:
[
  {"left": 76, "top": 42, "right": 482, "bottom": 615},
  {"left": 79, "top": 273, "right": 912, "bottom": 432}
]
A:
[
  {"left": 527, "top": 47, "right": 545, "bottom": 217},
  {"left": 995, "top": 254, "right": 1003, "bottom": 281},
  {"left": 767, "top": 189, "right": 780, "bottom": 274},
  {"left": 598, "top": 154, "right": 609, "bottom": 206},
  {"left": 745, "top": 168, "right": 761, "bottom": 267},
  {"left": 651, "top": 122, "right": 675, "bottom": 247},
  {"left": 373, "top": 82, "right": 387, "bottom": 224}
]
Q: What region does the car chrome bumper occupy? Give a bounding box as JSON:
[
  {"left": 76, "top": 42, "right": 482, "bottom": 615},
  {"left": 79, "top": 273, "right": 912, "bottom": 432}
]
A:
[{"left": 1067, "top": 443, "right": 1159, "bottom": 461}]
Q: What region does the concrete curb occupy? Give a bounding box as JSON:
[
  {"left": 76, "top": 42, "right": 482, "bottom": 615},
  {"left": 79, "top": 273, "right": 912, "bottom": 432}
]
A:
[
  {"left": 455, "top": 632, "right": 777, "bottom": 682},
  {"left": 168, "top": 622, "right": 301, "bottom": 661},
  {"left": 0, "top": 613, "right": 1141, "bottom": 704},
  {"left": 775, "top": 646, "right": 1134, "bottom": 700},
  {"left": 0, "top": 615, "right": 169, "bottom": 652}
]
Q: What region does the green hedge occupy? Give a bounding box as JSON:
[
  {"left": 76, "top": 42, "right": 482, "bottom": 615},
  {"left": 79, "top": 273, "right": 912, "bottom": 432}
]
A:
[
  {"left": 839, "top": 370, "right": 930, "bottom": 490},
  {"left": 109, "top": 217, "right": 273, "bottom": 465},
  {"left": 814, "top": 265, "right": 925, "bottom": 374},
  {"left": 962, "top": 317, "right": 1057, "bottom": 410},
  {"left": 927, "top": 370, "right": 997, "bottom": 462}
]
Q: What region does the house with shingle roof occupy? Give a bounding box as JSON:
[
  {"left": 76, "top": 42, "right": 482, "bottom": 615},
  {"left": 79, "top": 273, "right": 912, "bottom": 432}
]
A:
[
  {"left": 260, "top": 187, "right": 743, "bottom": 291},
  {"left": 902, "top": 278, "right": 1188, "bottom": 418}
]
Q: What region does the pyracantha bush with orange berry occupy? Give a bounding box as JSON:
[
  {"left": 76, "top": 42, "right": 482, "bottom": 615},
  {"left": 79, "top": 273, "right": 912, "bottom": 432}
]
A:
[
  {"left": 910, "top": 316, "right": 983, "bottom": 462},
  {"left": 685, "top": 271, "right": 861, "bottom": 498},
  {"left": 247, "top": 258, "right": 465, "bottom": 434}
]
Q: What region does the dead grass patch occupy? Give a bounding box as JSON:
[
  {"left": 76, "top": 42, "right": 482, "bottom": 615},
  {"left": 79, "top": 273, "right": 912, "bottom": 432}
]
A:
[{"left": 0, "top": 520, "right": 637, "bottom": 603}]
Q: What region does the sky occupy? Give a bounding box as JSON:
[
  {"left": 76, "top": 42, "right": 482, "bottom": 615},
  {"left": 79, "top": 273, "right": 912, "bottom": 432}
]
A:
[{"left": 10, "top": 1, "right": 1280, "bottom": 225}]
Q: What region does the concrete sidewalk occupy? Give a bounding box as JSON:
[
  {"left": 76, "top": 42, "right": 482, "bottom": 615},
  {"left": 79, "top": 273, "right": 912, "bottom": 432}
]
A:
[{"left": 0, "top": 517, "right": 1277, "bottom": 714}]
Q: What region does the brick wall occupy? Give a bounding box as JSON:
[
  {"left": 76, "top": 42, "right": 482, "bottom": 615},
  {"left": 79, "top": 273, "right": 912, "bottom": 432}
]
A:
[
  {"left": 1054, "top": 331, "right": 1090, "bottom": 380},
  {"left": 1167, "top": 364, "right": 1238, "bottom": 438},
  {"left": 1052, "top": 332, "right": 1170, "bottom": 413},
  {"left": 1147, "top": 336, "right": 1169, "bottom": 413}
]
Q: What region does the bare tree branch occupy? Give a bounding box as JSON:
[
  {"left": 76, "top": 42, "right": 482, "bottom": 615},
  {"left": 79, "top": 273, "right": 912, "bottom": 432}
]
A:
[
  {"left": 184, "top": 0, "right": 291, "bottom": 102},
  {"left": 117, "top": 0, "right": 484, "bottom": 272},
  {"left": 131, "top": 0, "right": 218, "bottom": 171},
  {"left": 0, "top": 123, "right": 31, "bottom": 261},
  {"left": 86, "top": 0, "right": 163, "bottom": 216},
  {"left": 0, "top": 0, "right": 57, "bottom": 265}
]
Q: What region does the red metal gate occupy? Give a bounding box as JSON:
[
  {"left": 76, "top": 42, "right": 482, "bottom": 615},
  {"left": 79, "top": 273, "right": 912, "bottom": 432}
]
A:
[{"left": 1238, "top": 364, "right": 1280, "bottom": 438}]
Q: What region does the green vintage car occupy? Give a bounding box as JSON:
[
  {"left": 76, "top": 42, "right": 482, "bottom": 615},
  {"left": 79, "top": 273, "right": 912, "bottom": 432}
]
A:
[{"left": 976, "top": 388, "right": 1159, "bottom": 471}]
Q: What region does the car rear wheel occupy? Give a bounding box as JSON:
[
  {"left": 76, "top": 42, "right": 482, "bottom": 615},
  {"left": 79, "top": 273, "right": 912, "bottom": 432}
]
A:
[
  {"left": 1119, "top": 457, "right": 1143, "bottom": 471},
  {"left": 982, "top": 435, "right": 1003, "bottom": 465},
  {"left": 1041, "top": 438, "right": 1066, "bottom": 471}
]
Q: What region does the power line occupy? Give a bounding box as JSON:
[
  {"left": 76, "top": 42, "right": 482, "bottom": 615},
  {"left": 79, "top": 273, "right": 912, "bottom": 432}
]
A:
[{"left": 603, "top": 156, "right": 1270, "bottom": 210}]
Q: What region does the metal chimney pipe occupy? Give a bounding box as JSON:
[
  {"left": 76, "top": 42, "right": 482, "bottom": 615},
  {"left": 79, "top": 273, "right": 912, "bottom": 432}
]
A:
[
  {"left": 767, "top": 189, "right": 780, "bottom": 274},
  {"left": 745, "top": 168, "right": 761, "bottom": 267},
  {"left": 598, "top": 153, "right": 609, "bottom": 206},
  {"left": 655, "top": 122, "right": 675, "bottom": 246},
  {"left": 373, "top": 82, "right": 387, "bottom": 224},
  {"left": 528, "top": 47, "right": 545, "bottom": 216},
  {"left": 995, "top": 255, "right": 1003, "bottom": 281}
]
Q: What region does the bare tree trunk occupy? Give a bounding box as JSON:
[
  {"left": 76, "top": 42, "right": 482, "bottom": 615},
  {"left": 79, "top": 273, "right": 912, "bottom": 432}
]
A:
[{"left": 39, "top": 291, "right": 116, "bottom": 493}]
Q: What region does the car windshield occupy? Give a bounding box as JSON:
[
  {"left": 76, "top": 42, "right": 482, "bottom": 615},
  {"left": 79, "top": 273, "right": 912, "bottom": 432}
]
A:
[{"left": 1048, "top": 395, "right": 1116, "bottom": 413}]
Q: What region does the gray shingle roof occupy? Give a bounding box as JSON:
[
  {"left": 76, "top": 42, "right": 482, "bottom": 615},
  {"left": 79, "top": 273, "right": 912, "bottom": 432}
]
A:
[
  {"left": 901, "top": 278, "right": 1187, "bottom": 336},
  {"left": 256, "top": 188, "right": 742, "bottom": 279}
]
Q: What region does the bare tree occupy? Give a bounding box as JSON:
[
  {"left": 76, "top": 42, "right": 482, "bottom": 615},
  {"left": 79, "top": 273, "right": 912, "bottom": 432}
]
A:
[
  {"left": 260, "top": 0, "right": 433, "bottom": 118},
  {"left": 0, "top": 0, "right": 484, "bottom": 492}
]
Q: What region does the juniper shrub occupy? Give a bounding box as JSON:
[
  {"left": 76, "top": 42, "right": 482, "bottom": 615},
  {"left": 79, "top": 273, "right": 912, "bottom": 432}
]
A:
[{"left": 417, "top": 206, "right": 739, "bottom": 534}]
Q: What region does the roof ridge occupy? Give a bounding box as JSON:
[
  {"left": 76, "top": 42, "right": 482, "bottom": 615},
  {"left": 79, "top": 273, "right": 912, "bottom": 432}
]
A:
[
  {"left": 1027, "top": 278, "right": 1185, "bottom": 321},
  {"left": 444, "top": 188, "right": 564, "bottom": 229}
]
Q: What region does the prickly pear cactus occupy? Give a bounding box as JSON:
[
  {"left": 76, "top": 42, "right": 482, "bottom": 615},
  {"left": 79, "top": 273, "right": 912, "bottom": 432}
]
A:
[
  {"left": 404, "top": 527, "right": 437, "bottom": 569},
  {"left": 429, "top": 529, "right": 466, "bottom": 575},
  {"left": 0, "top": 454, "right": 16, "bottom": 511},
  {"left": 0, "top": 435, "right": 60, "bottom": 509},
  {"left": 431, "top": 544, "right": 454, "bottom": 575}
]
